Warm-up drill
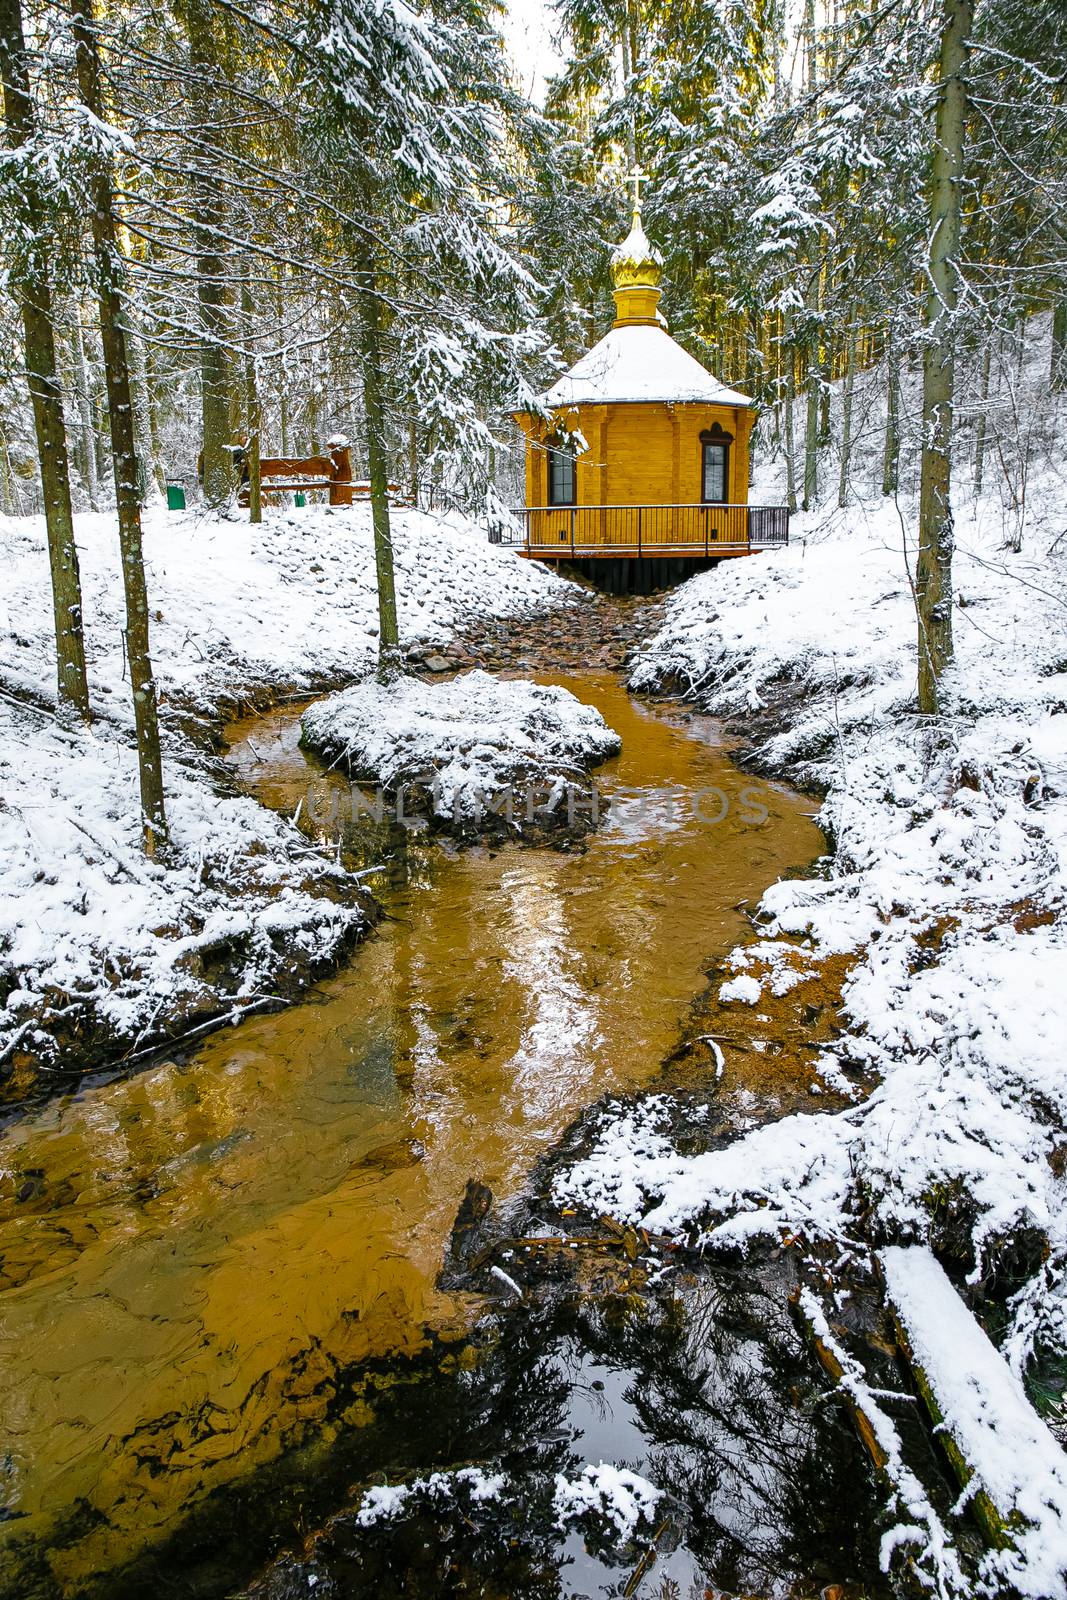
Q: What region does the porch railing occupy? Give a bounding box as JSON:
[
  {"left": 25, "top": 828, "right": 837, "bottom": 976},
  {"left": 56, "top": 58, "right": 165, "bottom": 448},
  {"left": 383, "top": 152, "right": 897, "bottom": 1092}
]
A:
[{"left": 494, "top": 503, "right": 789, "bottom": 556}]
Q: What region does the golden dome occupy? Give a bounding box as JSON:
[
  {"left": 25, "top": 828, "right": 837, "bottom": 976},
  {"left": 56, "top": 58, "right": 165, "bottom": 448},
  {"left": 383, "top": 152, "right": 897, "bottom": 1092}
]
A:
[{"left": 610, "top": 207, "right": 663, "bottom": 291}]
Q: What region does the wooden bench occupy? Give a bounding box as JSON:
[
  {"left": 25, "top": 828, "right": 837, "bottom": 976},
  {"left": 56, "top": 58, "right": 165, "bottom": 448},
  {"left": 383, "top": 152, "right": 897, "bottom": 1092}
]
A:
[{"left": 240, "top": 444, "right": 354, "bottom": 506}]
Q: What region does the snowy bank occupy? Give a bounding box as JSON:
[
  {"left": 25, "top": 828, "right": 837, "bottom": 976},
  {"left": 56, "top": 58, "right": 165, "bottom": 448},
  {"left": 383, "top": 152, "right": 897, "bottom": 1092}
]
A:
[
  {"left": 552, "top": 450, "right": 1067, "bottom": 1589},
  {"left": 0, "top": 503, "right": 575, "bottom": 1088},
  {"left": 0, "top": 696, "right": 372, "bottom": 1094},
  {"left": 299, "top": 669, "right": 621, "bottom": 836},
  {"left": 0, "top": 502, "right": 577, "bottom": 719}
]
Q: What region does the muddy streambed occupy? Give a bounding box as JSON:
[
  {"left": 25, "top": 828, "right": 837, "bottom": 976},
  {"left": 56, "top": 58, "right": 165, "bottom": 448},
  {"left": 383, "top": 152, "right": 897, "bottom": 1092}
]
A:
[{"left": 0, "top": 674, "right": 888, "bottom": 1598}]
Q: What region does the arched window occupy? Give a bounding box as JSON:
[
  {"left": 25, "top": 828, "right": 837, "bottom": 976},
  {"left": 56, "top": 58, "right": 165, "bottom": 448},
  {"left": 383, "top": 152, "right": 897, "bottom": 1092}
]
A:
[
  {"left": 700, "top": 423, "right": 733, "bottom": 505},
  {"left": 547, "top": 439, "right": 576, "bottom": 506}
]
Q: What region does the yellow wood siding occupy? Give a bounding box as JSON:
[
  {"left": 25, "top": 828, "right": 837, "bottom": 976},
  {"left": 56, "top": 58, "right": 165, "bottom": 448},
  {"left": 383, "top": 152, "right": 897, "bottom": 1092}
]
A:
[{"left": 519, "top": 401, "right": 751, "bottom": 514}]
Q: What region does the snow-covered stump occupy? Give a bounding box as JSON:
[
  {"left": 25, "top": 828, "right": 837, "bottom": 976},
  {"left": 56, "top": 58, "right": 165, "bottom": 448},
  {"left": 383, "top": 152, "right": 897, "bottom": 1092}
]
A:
[{"left": 299, "top": 670, "right": 621, "bottom": 841}]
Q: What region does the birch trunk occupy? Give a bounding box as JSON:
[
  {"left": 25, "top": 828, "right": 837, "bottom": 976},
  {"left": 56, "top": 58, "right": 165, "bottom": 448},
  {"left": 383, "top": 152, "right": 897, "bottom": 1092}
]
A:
[
  {"left": 72, "top": 0, "right": 167, "bottom": 851},
  {"left": 0, "top": 0, "right": 90, "bottom": 720},
  {"left": 802, "top": 264, "right": 820, "bottom": 510},
  {"left": 124, "top": 302, "right": 165, "bottom": 501},
  {"left": 915, "top": 0, "right": 972, "bottom": 716}
]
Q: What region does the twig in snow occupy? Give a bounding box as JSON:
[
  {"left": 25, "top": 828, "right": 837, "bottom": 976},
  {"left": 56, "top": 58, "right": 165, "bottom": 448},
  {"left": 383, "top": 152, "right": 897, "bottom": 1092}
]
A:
[
  {"left": 0, "top": 1020, "right": 35, "bottom": 1064},
  {"left": 489, "top": 1264, "right": 523, "bottom": 1299},
  {"left": 66, "top": 813, "right": 154, "bottom": 886}
]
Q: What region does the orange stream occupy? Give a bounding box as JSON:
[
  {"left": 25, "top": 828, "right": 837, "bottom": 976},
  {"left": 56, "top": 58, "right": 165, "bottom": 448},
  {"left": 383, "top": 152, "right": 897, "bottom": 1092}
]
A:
[{"left": 0, "top": 673, "right": 823, "bottom": 1591}]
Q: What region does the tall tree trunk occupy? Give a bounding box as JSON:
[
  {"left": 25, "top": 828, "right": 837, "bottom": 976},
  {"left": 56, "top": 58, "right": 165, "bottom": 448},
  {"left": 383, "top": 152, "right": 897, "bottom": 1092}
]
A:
[
  {"left": 355, "top": 253, "right": 401, "bottom": 679},
  {"left": 71, "top": 0, "right": 167, "bottom": 852},
  {"left": 70, "top": 300, "right": 100, "bottom": 511},
  {"left": 0, "top": 0, "right": 90, "bottom": 720},
  {"left": 181, "top": 0, "right": 231, "bottom": 506},
  {"left": 882, "top": 340, "right": 900, "bottom": 496},
  {"left": 0, "top": 427, "right": 17, "bottom": 514},
  {"left": 838, "top": 313, "right": 857, "bottom": 508},
  {"left": 974, "top": 337, "right": 991, "bottom": 495},
  {"left": 803, "top": 363, "right": 819, "bottom": 509},
  {"left": 241, "top": 275, "right": 261, "bottom": 524},
  {"left": 915, "top": 0, "right": 972, "bottom": 716},
  {"left": 125, "top": 301, "right": 165, "bottom": 501},
  {"left": 1052, "top": 303, "right": 1067, "bottom": 393},
  {"left": 802, "top": 263, "right": 820, "bottom": 510},
  {"left": 783, "top": 310, "right": 797, "bottom": 513}
]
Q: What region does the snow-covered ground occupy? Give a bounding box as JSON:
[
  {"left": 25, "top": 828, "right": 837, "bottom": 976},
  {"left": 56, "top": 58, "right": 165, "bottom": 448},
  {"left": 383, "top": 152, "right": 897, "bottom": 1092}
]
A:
[
  {"left": 554, "top": 342, "right": 1067, "bottom": 1593},
  {"left": 0, "top": 504, "right": 574, "bottom": 1084},
  {"left": 300, "top": 669, "right": 620, "bottom": 833},
  {"left": 1, "top": 502, "right": 577, "bottom": 716}
]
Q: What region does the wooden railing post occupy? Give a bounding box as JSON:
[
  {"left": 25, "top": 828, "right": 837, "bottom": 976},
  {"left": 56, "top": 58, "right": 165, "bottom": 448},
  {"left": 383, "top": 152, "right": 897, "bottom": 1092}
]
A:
[{"left": 328, "top": 443, "right": 353, "bottom": 506}]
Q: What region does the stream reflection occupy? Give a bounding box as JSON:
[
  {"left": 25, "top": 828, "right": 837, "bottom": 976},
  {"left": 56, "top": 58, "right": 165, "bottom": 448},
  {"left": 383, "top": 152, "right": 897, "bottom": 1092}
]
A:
[{"left": 0, "top": 674, "right": 824, "bottom": 1596}]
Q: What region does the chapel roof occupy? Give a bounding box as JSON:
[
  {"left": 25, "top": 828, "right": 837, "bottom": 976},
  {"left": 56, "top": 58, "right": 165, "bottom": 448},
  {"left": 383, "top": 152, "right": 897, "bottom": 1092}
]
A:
[
  {"left": 531, "top": 189, "right": 753, "bottom": 412},
  {"left": 538, "top": 322, "right": 754, "bottom": 410}
]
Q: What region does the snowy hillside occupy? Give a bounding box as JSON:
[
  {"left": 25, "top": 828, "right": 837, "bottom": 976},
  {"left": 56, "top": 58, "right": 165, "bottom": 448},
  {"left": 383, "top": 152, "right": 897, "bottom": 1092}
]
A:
[
  {"left": 0, "top": 504, "right": 574, "bottom": 1089},
  {"left": 553, "top": 346, "right": 1067, "bottom": 1594},
  {"left": 0, "top": 502, "right": 578, "bottom": 718}
]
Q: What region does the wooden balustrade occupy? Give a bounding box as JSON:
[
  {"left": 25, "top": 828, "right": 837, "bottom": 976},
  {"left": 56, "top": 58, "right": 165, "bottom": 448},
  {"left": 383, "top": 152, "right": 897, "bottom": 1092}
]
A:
[{"left": 496, "top": 503, "right": 789, "bottom": 558}]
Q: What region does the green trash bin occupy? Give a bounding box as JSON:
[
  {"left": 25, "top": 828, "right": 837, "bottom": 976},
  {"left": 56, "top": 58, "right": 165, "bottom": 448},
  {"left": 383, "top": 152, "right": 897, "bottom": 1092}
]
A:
[
  {"left": 294, "top": 491, "right": 306, "bottom": 508},
  {"left": 166, "top": 482, "right": 186, "bottom": 511}
]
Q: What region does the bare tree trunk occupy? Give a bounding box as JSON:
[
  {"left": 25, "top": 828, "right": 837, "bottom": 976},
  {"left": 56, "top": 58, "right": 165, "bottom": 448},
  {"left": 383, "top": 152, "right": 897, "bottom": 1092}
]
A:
[
  {"left": 783, "top": 311, "right": 797, "bottom": 513},
  {"left": 1052, "top": 303, "right": 1067, "bottom": 393},
  {"left": 124, "top": 300, "right": 165, "bottom": 501},
  {"left": 0, "top": 0, "right": 90, "bottom": 720},
  {"left": 274, "top": 267, "right": 290, "bottom": 457},
  {"left": 354, "top": 250, "right": 401, "bottom": 679},
  {"left": 241, "top": 275, "right": 261, "bottom": 524},
  {"left": 408, "top": 420, "right": 418, "bottom": 503},
  {"left": 71, "top": 299, "right": 100, "bottom": 511},
  {"left": 882, "top": 339, "right": 900, "bottom": 496},
  {"left": 838, "top": 313, "right": 857, "bottom": 508},
  {"left": 181, "top": 0, "right": 231, "bottom": 506},
  {"left": 973, "top": 337, "right": 991, "bottom": 496},
  {"left": 803, "top": 358, "right": 819, "bottom": 509},
  {"left": 802, "top": 260, "right": 820, "bottom": 510},
  {"left": 0, "top": 427, "right": 18, "bottom": 514},
  {"left": 71, "top": 0, "right": 167, "bottom": 852},
  {"left": 915, "top": 0, "right": 972, "bottom": 716}
]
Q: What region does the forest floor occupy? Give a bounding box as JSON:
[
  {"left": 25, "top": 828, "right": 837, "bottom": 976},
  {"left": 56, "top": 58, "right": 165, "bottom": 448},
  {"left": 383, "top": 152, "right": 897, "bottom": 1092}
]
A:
[{"left": 0, "top": 503, "right": 579, "bottom": 1099}]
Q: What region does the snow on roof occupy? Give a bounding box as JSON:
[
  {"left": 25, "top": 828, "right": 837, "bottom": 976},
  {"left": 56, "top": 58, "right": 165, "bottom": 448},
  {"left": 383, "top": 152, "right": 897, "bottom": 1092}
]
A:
[{"left": 535, "top": 323, "right": 753, "bottom": 410}]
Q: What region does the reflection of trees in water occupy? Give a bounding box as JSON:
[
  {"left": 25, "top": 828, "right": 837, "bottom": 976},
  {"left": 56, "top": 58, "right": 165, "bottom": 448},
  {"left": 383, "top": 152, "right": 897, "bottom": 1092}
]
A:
[
  {"left": 569, "top": 1264, "right": 889, "bottom": 1596},
  {"left": 255, "top": 1258, "right": 889, "bottom": 1600}
]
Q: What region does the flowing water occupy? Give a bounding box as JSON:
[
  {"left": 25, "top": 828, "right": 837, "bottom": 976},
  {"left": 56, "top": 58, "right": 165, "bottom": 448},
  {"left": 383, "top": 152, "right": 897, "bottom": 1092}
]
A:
[{"left": 0, "top": 674, "right": 842, "bottom": 1598}]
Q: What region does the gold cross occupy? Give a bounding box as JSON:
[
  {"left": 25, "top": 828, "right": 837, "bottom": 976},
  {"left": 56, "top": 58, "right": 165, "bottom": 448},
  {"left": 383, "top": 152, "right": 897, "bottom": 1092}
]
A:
[{"left": 625, "top": 166, "right": 650, "bottom": 213}]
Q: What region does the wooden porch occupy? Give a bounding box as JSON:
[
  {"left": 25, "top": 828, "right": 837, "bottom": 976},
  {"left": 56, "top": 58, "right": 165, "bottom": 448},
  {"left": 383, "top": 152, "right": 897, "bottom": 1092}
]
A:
[{"left": 496, "top": 503, "right": 789, "bottom": 560}]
